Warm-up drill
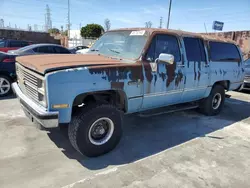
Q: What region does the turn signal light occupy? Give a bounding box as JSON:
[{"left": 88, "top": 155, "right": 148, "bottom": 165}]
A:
[{"left": 52, "top": 104, "right": 69, "bottom": 109}]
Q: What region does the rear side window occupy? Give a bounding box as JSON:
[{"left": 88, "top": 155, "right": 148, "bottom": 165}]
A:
[
  {"left": 53, "top": 46, "right": 70, "bottom": 54},
  {"left": 9, "top": 41, "right": 22, "bottom": 47},
  {"left": 209, "top": 42, "right": 241, "bottom": 62},
  {"left": 21, "top": 41, "right": 29, "bottom": 47},
  {"left": 36, "top": 46, "right": 54, "bottom": 53},
  {"left": 183, "top": 37, "right": 206, "bottom": 61}
]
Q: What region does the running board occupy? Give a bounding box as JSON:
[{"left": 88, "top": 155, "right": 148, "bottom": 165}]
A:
[{"left": 138, "top": 103, "right": 199, "bottom": 118}]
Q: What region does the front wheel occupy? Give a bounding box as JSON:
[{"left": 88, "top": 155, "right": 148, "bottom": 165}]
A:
[
  {"left": 199, "top": 85, "right": 225, "bottom": 116},
  {"left": 68, "top": 104, "right": 123, "bottom": 157},
  {"left": 0, "top": 75, "right": 12, "bottom": 97}
]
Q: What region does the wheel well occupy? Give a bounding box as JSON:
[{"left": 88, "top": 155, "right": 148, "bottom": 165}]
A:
[
  {"left": 0, "top": 71, "right": 14, "bottom": 82},
  {"left": 214, "top": 80, "right": 230, "bottom": 91},
  {"left": 73, "top": 90, "right": 127, "bottom": 113}
]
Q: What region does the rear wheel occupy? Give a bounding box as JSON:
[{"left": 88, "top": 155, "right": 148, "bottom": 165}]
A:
[
  {"left": 199, "top": 85, "right": 225, "bottom": 116},
  {"left": 0, "top": 75, "right": 12, "bottom": 97},
  {"left": 68, "top": 104, "right": 123, "bottom": 157}
]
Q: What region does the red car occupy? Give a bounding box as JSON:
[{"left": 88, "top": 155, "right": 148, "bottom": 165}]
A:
[{"left": 0, "top": 39, "right": 33, "bottom": 53}]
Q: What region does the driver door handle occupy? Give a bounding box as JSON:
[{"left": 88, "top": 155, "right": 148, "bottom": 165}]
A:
[{"left": 177, "top": 64, "right": 185, "bottom": 67}]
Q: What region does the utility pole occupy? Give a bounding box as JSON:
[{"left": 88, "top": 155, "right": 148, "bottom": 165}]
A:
[
  {"left": 204, "top": 23, "right": 208, "bottom": 33},
  {"left": 0, "top": 19, "right": 4, "bottom": 28},
  {"left": 167, "top": 0, "right": 172, "bottom": 29},
  {"left": 67, "top": 0, "right": 70, "bottom": 39},
  {"left": 45, "top": 5, "right": 52, "bottom": 32}
]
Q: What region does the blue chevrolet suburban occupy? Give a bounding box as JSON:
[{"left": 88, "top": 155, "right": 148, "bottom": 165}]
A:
[{"left": 12, "top": 28, "right": 245, "bottom": 157}]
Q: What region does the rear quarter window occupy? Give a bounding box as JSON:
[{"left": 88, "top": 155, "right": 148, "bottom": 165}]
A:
[{"left": 209, "top": 41, "right": 241, "bottom": 62}]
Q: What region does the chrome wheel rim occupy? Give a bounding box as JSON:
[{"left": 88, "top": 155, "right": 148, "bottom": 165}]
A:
[
  {"left": 212, "top": 93, "right": 222, "bottom": 110},
  {"left": 0, "top": 77, "right": 10, "bottom": 95},
  {"left": 88, "top": 117, "right": 114, "bottom": 145}
]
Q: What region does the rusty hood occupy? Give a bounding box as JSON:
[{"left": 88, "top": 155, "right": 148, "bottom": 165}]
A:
[{"left": 16, "top": 54, "right": 123, "bottom": 74}]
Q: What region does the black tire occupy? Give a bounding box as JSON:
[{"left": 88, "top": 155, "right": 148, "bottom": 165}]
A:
[
  {"left": 199, "top": 84, "right": 225, "bottom": 116},
  {"left": 0, "top": 75, "right": 12, "bottom": 97},
  {"left": 68, "top": 104, "right": 123, "bottom": 157}
]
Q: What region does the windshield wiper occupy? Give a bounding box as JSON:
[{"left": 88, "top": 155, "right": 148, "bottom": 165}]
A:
[{"left": 108, "top": 48, "right": 120, "bottom": 54}]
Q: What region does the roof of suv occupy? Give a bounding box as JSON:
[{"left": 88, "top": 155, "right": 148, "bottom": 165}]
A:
[{"left": 110, "top": 28, "right": 236, "bottom": 44}]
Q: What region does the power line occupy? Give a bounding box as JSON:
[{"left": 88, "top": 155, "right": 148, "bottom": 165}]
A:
[{"left": 7, "top": 0, "right": 67, "bottom": 10}]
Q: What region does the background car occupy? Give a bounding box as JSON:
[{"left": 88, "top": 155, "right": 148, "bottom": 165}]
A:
[
  {"left": 243, "top": 58, "right": 250, "bottom": 89},
  {"left": 7, "top": 43, "right": 72, "bottom": 55},
  {"left": 0, "top": 44, "right": 72, "bottom": 97},
  {"left": 0, "top": 39, "right": 33, "bottom": 53},
  {"left": 76, "top": 48, "right": 90, "bottom": 54},
  {"left": 0, "top": 52, "right": 16, "bottom": 97},
  {"left": 68, "top": 45, "right": 89, "bottom": 54}
]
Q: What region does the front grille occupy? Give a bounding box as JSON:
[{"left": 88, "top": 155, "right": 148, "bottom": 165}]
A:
[
  {"left": 245, "top": 76, "right": 250, "bottom": 82},
  {"left": 16, "top": 63, "right": 43, "bottom": 104}
]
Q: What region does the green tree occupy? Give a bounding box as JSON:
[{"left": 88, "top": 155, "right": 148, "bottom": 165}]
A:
[
  {"left": 81, "top": 24, "right": 104, "bottom": 38},
  {"left": 48, "top": 28, "right": 60, "bottom": 34}
]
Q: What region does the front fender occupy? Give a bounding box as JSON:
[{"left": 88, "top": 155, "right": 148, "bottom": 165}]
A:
[{"left": 45, "top": 68, "right": 129, "bottom": 123}]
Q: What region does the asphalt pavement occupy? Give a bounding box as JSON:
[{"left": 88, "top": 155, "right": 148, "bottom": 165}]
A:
[{"left": 0, "top": 91, "right": 250, "bottom": 188}]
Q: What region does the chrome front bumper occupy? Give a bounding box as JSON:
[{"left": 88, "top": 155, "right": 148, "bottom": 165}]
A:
[{"left": 12, "top": 82, "right": 59, "bottom": 128}]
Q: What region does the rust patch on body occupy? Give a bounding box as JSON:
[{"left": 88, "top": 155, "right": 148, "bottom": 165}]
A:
[
  {"left": 194, "top": 62, "right": 197, "bottom": 80},
  {"left": 142, "top": 63, "right": 153, "bottom": 82},
  {"left": 175, "top": 71, "right": 183, "bottom": 86},
  {"left": 166, "top": 63, "right": 177, "bottom": 87},
  {"left": 111, "top": 82, "right": 124, "bottom": 89},
  {"left": 198, "top": 71, "right": 201, "bottom": 81},
  {"left": 89, "top": 63, "right": 143, "bottom": 83}
]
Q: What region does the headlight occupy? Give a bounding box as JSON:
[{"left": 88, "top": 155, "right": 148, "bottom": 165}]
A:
[{"left": 37, "top": 79, "right": 47, "bottom": 107}]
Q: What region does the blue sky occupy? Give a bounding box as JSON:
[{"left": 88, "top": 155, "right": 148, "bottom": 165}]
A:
[{"left": 1, "top": 0, "right": 250, "bottom": 32}]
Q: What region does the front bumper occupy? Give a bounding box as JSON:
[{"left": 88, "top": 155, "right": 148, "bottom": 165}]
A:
[
  {"left": 12, "top": 82, "right": 59, "bottom": 128},
  {"left": 243, "top": 77, "right": 250, "bottom": 89}
]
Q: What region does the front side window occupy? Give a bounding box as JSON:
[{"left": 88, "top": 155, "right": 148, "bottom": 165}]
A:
[
  {"left": 183, "top": 37, "right": 206, "bottom": 62},
  {"left": 9, "top": 41, "right": 22, "bottom": 47},
  {"left": 209, "top": 41, "right": 241, "bottom": 62},
  {"left": 88, "top": 30, "right": 148, "bottom": 60},
  {"left": 146, "top": 34, "right": 181, "bottom": 62}
]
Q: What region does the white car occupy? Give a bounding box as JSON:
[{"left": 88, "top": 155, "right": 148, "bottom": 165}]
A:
[{"left": 76, "top": 48, "right": 90, "bottom": 54}]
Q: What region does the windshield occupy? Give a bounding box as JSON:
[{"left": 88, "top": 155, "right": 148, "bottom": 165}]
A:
[{"left": 88, "top": 30, "right": 148, "bottom": 60}]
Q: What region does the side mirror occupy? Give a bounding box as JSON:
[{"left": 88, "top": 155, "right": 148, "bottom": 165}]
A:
[{"left": 157, "top": 53, "right": 174, "bottom": 64}]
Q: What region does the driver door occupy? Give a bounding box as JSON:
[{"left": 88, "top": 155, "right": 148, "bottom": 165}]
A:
[{"left": 142, "top": 34, "right": 185, "bottom": 110}]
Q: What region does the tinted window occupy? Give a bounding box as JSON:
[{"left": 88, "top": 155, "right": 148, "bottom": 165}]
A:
[
  {"left": 9, "top": 41, "right": 22, "bottom": 47},
  {"left": 210, "top": 42, "right": 241, "bottom": 62},
  {"left": 0, "top": 40, "right": 5, "bottom": 47},
  {"left": 184, "top": 37, "right": 206, "bottom": 61},
  {"left": 53, "top": 46, "right": 70, "bottom": 54},
  {"left": 36, "top": 46, "right": 54, "bottom": 53},
  {"left": 21, "top": 41, "right": 29, "bottom": 47},
  {"left": 146, "top": 34, "right": 181, "bottom": 62}
]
